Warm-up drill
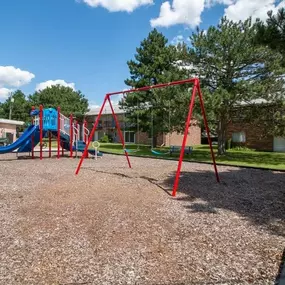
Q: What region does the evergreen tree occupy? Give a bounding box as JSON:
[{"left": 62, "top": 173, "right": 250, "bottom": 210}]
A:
[
  {"left": 123, "top": 29, "right": 188, "bottom": 147},
  {"left": 254, "top": 8, "right": 285, "bottom": 139},
  {"left": 183, "top": 17, "right": 284, "bottom": 154},
  {"left": 255, "top": 8, "right": 285, "bottom": 66}
]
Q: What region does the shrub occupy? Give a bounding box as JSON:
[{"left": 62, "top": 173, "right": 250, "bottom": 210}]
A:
[
  {"left": 99, "top": 135, "right": 109, "bottom": 143},
  {"left": 231, "top": 146, "right": 255, "bottom": 152}
]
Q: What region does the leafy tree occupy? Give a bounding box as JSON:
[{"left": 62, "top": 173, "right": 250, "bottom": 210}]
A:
[
  {"left": 123, "top": 29, "right": 189, "bottom": 147},
  {"left": 255, "top": 8, "right": 285, "bottom": 66},
  {"left": 29, "top": 85, "right": 89, "bottom": 119},
  {"left": 0, "top": 103, "right": 4, "bottom": 118},
  {"left": 183, "top": 17, "right": 284, "bottom": 154},
  {"left": 0, "top": 90, "right": 31, "bottom": 126}
]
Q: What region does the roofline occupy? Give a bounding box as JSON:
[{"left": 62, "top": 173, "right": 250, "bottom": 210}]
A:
[
  {"left": 85, "top": 110, "right": 125, "bottom": 116},
  {"left": 0, "top": 119, "right": 25, "bottom": 126}
]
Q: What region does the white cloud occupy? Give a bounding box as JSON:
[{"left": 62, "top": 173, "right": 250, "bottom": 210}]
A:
[
  {"left": 0, "top": 66, "right": 35, "bottom": 88},
  {"left": 36, "top": 80, "right": 76, "bottom": 91},
  {"left": 151, "top": 0, "right": 205, "bottom": 28},
  {"left": 224, "top": 0, "right": 285, "bottom": 22},
  {"left": 151, "top": 0, "right": 283, "bottom": 28},
  {"left": 0, "top": 88, "right": 13, "bottom": 100},
  {"left": 171, "top": 35, "right": 185, "bottom": 45},
  {"left": 80, "top": 0, "right": 153, "bottom": 12}
]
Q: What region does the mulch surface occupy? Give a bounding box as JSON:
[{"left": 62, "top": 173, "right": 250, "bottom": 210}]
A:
[{"left": 0, "top": 153, "right": 284, "bottom": 285}]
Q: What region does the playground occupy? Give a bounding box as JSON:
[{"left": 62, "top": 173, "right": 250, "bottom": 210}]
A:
[
  {"left": 0, "top": 152, "right": 284, "bottom": 284},
  {"left": 0, "top": 79, "right": 284, "bottom": 284}
]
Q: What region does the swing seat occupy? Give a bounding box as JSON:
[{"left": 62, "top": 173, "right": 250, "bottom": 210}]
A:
[
  {"left": 124, "top": 148, "right": 140, "bottom": 153},
  {"left": 151, "top": 149, "right": 170, "bottom": 155},
  {"left": 170, "top": 145, "right": 193, "bottom": 155}
]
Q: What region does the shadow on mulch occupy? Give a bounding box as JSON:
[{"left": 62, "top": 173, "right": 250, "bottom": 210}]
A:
[
  {"left": 275, "top": 247, "right": 285, "bottom": 285},
  {"left": 162, "top": 168, "right": 285, "bottom": 237},
  {"left": 161, "top": 168, "right": 285, "bottom": 284},
  {"left": 0, "top": 154, "right": 70, "bottom": 161},
  {"left": 82, "top": 168, "right": 173, "bottom": 196}
]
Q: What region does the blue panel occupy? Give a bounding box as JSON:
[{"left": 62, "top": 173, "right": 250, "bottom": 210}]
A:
[
  {"left": 30, "top": 109, "right": 39, "bottom": 116},
  {"left": 43, "top": 108, "right": 58, "bottom": 131},
  {"left": 0, "top": 125, "right": 38, "bottom": 154}
]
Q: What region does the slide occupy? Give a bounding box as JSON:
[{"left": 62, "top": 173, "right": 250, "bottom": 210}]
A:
[
  {"left": 0, "top": 125, "right": 38, "bottom": 154},
  {"left": 18, "top": 128, "right": 47, "bottom": 153}
]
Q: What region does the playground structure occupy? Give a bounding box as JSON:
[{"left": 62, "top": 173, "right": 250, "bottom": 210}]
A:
[
  {"left": 0, "top": 105, "right": 102, "bottom": 159},
  {"left": 75, "top": 78, "right": 220, "bottom": 197}
]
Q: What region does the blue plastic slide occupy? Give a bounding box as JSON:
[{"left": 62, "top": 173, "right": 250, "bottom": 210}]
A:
[
  {"left": 0, "top": 125, "right": 38, "bottom": 154},
  {"left": 18, "top": 128, "right": 47, "bottom": 153}
]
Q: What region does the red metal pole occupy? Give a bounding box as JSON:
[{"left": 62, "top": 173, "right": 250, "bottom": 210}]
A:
[
  {"left": 108, "top": 96, "right": 131, "bottom": 168},
  {"left": 61, "top": 114, "right": 65, "bottom": 157},
  {"left": 49, "top": 131, "right": 52, "bottom": 158},
  {"left": 62, "top": 119, "right": 67, "bottom": 157},
  {"left": 31, "top": 106, "right": 35, "bottom": 159},
  {"left": 81, "top": 120, "right": 88, "bottom": 158},
  {"left": 39, "top": 105, "right": 43, "bottom": 160},
  {"left": 197, "top": 83, "right": 220, "bottom": 183},
  {"left": 76, "top": 121, "right": 79, "bottom": 157},
  {"left": 57, "top": 107, "right": 61, "bottom": 159},
  {"left": 62, "top": 140, "right": 64, "bottom": 157},
  {"left": 70, "top": 114, "right": 73, "bottom": 158},
  {"left": 106, "top": 78, "right": 197, "bottom": 96},
  {"left": 172, "top": 80, "right": 198, "bottom": 197},
  {"left": 75, "top": 96, "right": 108, "bottom": 175},
  {"left": 84, "top": 119, "right": 87, "bottom": 143}
]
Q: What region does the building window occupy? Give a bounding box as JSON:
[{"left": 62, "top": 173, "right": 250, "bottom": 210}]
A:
[
  {"left": 232, "top": 131, "right": 246, "bottom": 143},
  {"left": 125, "top": 131, "right": 135, "bottom": 143}
]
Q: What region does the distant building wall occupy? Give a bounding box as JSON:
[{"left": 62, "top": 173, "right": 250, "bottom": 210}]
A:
[
  {"left": 163, "top": 121, "right": 201, "bottom": 147},
  {"left": 0, "top": 123, "right": 18, "bottom": 142},
  {"left": 85, "top": 114, "right": 201, "bottom": 146},
  {"left": 227, "top": 122, "right": 273, "bottom": 151}
]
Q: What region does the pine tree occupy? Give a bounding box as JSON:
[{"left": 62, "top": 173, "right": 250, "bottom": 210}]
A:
[
  {"left": 123, "top": 29, "right": 187, "bottom": 147},
  {"left": 184, "top": 17, "right": 284, "bottom": 154},
  {"left": 256, "top": 8, "right": 285, "bottom": 66}
]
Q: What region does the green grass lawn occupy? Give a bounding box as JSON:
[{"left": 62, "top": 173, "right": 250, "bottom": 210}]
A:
[
  {"left": 40, "top": 139, "right": 285, "bottom": 170},
  {"left": 42, "top": 138, "right": 58, "bottom": 148},
  {"left": 98, "top": 143, "right": 285, "bottom": 171}
]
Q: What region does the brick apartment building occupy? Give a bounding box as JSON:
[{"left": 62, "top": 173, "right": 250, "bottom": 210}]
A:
[
  {"left": 85, "top": 104, "right": 201, "bottom": 146},
  {"left": 227, "top": 100, "right": 285, "bottom": 152}
]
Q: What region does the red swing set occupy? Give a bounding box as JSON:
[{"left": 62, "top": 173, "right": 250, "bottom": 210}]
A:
[{"left": 75, "top": 78, "right": 220, "bottom": 197}]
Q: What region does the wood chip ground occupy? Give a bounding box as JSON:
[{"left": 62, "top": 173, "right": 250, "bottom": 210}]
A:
[{"left": 0, "top": 153, "right": 284, "bottom": 285}]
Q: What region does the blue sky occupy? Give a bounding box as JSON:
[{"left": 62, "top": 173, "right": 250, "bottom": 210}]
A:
[{"left": 0, "top": 0, "right": 283, "bottom": 107}]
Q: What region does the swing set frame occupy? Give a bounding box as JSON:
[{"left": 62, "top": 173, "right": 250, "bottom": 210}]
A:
[{"left": 75, "top": 78, "right": 220, "bottom": 197}]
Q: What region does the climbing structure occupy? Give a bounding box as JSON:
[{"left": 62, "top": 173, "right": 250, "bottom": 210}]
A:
[{"left": 0, "top": 105, "right": 102, "bottom": 160}]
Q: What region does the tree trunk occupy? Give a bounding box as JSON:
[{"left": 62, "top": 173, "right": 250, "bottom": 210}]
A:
[
  {"left": 217, "top": 119, "right": 227, "bottom": 155},
  {"left": 152, "top": 135, "right": 158, "bottom": 148}
]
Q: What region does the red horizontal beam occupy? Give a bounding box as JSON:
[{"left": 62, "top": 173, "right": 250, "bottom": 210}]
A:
[{"left": 107, "top": 78, "right": 198, "bottom": 97}]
